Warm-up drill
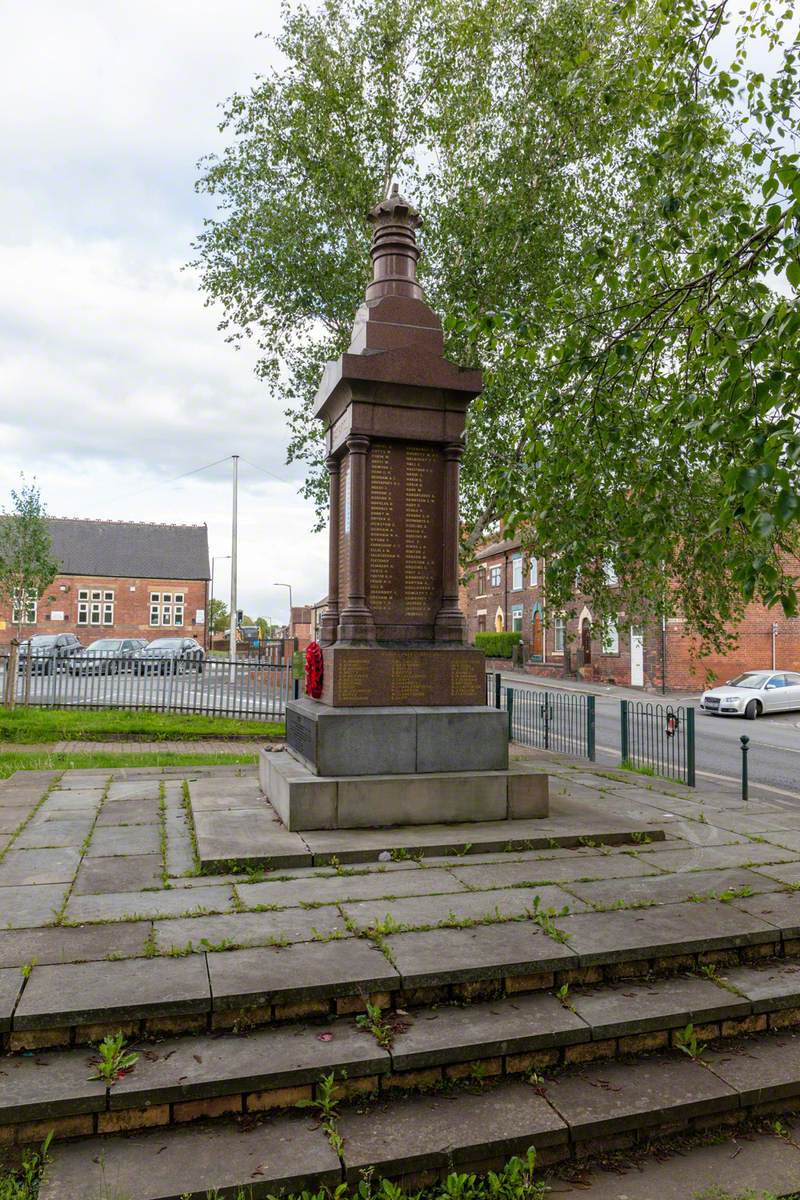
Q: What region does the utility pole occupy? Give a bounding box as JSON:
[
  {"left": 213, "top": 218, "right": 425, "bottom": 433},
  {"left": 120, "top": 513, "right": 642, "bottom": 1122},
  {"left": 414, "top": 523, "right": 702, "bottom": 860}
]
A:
[{"left": 229, "top": 455, "right": 239, "bottom": 669}]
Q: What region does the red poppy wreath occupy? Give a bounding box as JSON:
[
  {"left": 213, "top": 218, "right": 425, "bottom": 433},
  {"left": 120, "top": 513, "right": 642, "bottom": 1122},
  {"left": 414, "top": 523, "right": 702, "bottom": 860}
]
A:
[{"left": 305, "top": 641, "right": 324, "bottom": 699}]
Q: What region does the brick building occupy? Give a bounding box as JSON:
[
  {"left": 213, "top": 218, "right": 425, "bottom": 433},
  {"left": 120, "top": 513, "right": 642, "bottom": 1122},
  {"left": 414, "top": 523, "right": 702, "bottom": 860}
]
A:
[
  {"left": 0, "top": 518, "right": 210, "bottom": 648},
  {"left": 465, "top": 535, "right": 800, "bottom": 690}
]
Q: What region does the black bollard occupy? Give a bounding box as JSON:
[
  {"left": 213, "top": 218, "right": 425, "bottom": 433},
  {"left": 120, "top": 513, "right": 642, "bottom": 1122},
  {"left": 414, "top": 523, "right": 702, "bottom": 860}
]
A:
[{"left": 740, "top": 734, "right": 749, "bottom": 803}]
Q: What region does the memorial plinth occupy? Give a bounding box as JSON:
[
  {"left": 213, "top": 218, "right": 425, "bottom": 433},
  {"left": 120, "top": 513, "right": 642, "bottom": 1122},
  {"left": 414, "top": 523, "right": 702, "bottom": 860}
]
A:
[{"left": 274, "top": 185, "right": 548, "bottom": 828}]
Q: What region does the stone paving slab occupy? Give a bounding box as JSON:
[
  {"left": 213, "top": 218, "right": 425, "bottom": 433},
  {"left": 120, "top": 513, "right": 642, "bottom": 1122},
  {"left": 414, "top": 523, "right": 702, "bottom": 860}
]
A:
[
  {"left": 111, "top": 1019, "right": 388, "bottom": 1108},
  {"left": 751, "top": 859, "right": 800, "bottom": 887},
  {"left": 720, "top": 959, "right": 800, "bottom": 1012},
  {"left": 154, "top": 906, "right": 351, "bottom": 952},
  {"left": 568, "top": 974, "right": 748, "bottom": 1038},
  {"left": 0, "top": 1046, "right": 106, "bottom": 1121},
  {"left": 634, "top": 843, "right": 796, "bottom": 872},
  {"left": 732, "top": 891, "right": 800, "bottom": 938},
  {"left": 39, "top": 1112, "right": 341, "bottom": 1200},
  {"left": 14, "top": 955, "right": 211, "bottom": 1028},
  {"left": 562, "top": 866, "right": 781, "bottom": 909},
  {"left": 207, "top": 938, "right": 398, "bottom": 1009},
  {"left": 72, "top": 853, "right": 163, "bottom": 895},
  {"left": 85, "top": 823, "right": 161, "bottom": 857},
  {"left": 240, "top": 866, "right": 468, "bottom": 910},
  {"left": 447, "top": 853, "right": 664, "bottom": 890},
  {"left": 0, "top": 846, "right": 81, "bottom": 886},
  {"left": 339, "top": 1080, "right": 567, "bottom": 1178},
  {"left": 193, "top": 808, "right": 312, "bottom": 869},
  {"left": 391, "top": 991, "right": 586, "bottom": 1071},
  {"left": 64, "top": 883, "right": 235, "bottom": 924},
  {"left": 544, "top": 1052, "right": 737, "bottom": 1140},
  {"left": 106, "top": 781, "right": 162, "bottom": 801},
  {"left": 340, "top": 884, "right": 584, "bottom": 933},
  {"left": 385, "top": 922, "right": 576, "bottom": 987},
  {"left": 0, "top": 883, "right": 68, "bottom": 929},
  {"left": 549, "top": 1119, "right": 800, "bottom": 1198},
  {"left": 558, "top": 900, "right": 779, "bottom": 965},
  {"left": 707, "top": 1030, "right": 800, "bottom": 1104},
  {"left": 0, "top": 964, "right": 23, "bottom": 1030},
  {"left": 0, "top": 921, "right": 150, "bottom": 967},
  {"left": 13, "top": 817, "right": 94, "bottom": 848},
  {"left": 95, "top": 798, "right": 160, "bottom": 825}
]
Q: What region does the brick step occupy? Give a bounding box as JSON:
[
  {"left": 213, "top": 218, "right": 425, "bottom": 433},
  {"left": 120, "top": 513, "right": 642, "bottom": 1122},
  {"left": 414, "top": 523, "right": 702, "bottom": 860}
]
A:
[
  {"left": 36, "top": 1027, "right": 800, "bottom": 1199},
  {"left": 4, "top": 892, "right": 798, "bottom": 1051},
  {"left": 6, "top": 958, "right": 800, "bottom": 1145}
]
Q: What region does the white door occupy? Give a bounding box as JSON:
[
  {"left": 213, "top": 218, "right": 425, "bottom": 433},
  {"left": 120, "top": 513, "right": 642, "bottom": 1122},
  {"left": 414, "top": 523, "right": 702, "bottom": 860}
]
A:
[{"left": 630, "top": 627, "right": 644, "bottom": 687}]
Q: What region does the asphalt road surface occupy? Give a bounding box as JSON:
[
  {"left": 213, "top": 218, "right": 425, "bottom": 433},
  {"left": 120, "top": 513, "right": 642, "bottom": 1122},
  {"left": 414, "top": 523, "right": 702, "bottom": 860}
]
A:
[{"left": 501, "top": 674, "right": 800, "bottom": 800}]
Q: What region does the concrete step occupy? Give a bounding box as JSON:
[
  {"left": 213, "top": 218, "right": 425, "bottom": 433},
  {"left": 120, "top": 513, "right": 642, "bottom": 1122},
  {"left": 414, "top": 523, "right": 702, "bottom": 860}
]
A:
[
  {"left": 37, "top": 1028, "right": 800, "bottom": 1198},
  {"left": 4, "top": 894, "right": 798, "bottom": 1050},
  {"left": 6, "top": 959, "right": 800, "bottom": 1143}
]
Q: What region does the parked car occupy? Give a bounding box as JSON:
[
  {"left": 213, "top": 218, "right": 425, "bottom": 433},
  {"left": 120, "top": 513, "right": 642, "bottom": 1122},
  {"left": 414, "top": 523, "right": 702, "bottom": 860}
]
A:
[
  {"left": 135, "top": 637, "right": 205, "bottom": 674},
  {"left": 700, "top": 670, "right": 800, "bottom": 720},
  {"left": 17, "top": 633, "right": 82, "bottom": 675},
  {"left": 68, "top": 637, "right": 147, "bottom": 675}
]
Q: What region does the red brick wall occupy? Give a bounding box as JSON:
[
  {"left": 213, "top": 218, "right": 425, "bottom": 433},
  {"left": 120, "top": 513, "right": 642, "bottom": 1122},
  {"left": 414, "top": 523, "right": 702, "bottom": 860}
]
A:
[
  {"left": 665, "top": 608, "right": 800, "bottom": 689},
  {"left": 0, "top": 575, "right": 208, "bottom": 647}
]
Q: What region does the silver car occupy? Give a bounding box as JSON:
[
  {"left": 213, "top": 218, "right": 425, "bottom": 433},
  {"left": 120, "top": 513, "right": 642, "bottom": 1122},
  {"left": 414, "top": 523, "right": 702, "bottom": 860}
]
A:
[{"left": 700, "top": 670, "right": 800, "bottom": 720}]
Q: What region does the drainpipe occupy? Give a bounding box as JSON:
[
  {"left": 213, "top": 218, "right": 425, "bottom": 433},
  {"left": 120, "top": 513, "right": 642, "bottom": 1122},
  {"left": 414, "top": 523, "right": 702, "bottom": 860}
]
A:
[
  {"left": 772, "top": 622, "right": 778, "bottom": 670},
  {"left": 661, "top": 614, "right": 667, "bottom": 695},
  {"left": 541, "top": 559, "right": 547, "bottom": 663}
]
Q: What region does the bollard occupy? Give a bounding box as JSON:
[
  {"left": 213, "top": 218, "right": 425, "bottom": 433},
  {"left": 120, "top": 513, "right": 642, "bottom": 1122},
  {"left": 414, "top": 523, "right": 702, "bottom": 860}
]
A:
[{"left": 740, "top": 734, "right": 749, "bottom": 803}]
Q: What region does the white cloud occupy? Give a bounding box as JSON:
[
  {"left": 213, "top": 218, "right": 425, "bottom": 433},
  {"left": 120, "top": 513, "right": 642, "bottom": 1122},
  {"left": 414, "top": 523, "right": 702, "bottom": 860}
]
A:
[{"left": 0, "top": 0, "right": 328, "bottom": 621}]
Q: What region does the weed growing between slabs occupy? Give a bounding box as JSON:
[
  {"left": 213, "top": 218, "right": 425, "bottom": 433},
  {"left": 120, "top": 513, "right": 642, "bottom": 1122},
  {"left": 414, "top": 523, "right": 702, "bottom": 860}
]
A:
[{"left": 0, "top": 1134, "right": 51, "bottom": 1200}]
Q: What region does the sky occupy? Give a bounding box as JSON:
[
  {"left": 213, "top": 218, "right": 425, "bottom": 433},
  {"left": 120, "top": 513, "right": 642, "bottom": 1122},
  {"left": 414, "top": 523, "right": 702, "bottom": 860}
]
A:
[{"left": 0, "top": 0, "right": 328, "bottom": 626}]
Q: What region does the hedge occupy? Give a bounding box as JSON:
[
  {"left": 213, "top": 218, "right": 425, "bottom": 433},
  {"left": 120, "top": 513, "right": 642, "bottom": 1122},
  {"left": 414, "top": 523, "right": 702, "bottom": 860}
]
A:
[{"left": 474, "top": 632, "right": 522, "bottom": 659}]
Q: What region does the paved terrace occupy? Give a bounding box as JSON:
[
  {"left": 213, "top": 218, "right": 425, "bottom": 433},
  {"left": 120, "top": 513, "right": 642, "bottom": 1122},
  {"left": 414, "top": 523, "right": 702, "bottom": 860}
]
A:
[{"left": 2, "top": 757, "right": 800, "bottom": 1197}]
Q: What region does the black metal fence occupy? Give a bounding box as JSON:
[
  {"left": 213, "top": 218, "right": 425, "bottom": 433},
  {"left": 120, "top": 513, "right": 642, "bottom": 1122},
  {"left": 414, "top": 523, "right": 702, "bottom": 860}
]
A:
[
  {"left": 0, "top": 652, "right": 294, "bottom": 720},
  {"left": 487, "top": 672, "right": 596, "bottom": 760},
  {"left": 620, "top": 699, "right": 695, "bottom": 786}
]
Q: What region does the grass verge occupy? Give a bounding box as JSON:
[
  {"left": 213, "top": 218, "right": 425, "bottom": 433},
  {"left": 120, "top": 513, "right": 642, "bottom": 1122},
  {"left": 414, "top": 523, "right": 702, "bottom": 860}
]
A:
[
  {"left": 0, "top": 707, "right": 283, "bottom": 744},
  {"left": 0, "top": 751, "right": 257, "bottom": 780}
]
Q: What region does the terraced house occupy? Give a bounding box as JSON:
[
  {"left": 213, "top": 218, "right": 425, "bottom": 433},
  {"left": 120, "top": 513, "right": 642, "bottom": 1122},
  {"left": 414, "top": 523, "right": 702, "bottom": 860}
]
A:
[
  {"left": 464, "top": 534, "right": 800, "bottom": 690},
  {"left": 0, "top": 517, "right": 210, "bottom": 647}
]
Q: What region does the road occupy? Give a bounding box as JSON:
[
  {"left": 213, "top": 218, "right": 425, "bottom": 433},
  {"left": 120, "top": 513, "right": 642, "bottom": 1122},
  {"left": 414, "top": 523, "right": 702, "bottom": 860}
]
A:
[{"left": 500, "top": 673, "right": 800, "bottom": 800}]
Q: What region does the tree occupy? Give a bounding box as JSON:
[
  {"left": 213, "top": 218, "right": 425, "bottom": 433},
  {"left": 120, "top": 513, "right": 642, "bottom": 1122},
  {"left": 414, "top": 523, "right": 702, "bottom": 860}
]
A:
[
  {"left": 208, "top": 598, "right": 230, "bottom": 635},
  {"left": 193, "top": 0, "right": 798, "bottom": 650},
  {"left": 0, "top": 480, "right": 59, "bottom": 639}
]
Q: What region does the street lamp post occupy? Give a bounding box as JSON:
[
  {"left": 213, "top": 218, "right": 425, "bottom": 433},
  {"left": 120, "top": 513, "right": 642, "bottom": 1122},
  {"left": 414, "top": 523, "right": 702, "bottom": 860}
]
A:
[
  {"left": 274, "top": 583, "right": 293, "bottom": 638},
  {"left": 210, "top": 555, "right": 231, "bottom": 652}
]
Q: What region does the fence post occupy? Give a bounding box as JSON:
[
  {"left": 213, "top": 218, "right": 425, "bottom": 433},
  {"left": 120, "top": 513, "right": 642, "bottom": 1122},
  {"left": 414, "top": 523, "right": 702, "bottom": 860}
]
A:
[
  {"left": 542, "top": 694, "right": 550, "bottom": 750},
  {"left": 4, "top": 641, "right": 19, "bottom": 710},
  {"left": 686, "top": 706, "right": 696, "bottom": 787},
  {"left": 507, "top": 686, "right": 514, "bottom": 741},
  {"left": 494, "top": 672, "right": 501, "bottom": 710},
  {"left": 587, "top": 695, "right": 596, "bottom": 761},
  {"left": 620, "top": 699, "right": 629, "bottom": 764},
  {"left": 293, "top": 676, "right": 300, "bottom": 701},
  {"left": 740, "top": 734, "right": 749, "bottom": 802}
]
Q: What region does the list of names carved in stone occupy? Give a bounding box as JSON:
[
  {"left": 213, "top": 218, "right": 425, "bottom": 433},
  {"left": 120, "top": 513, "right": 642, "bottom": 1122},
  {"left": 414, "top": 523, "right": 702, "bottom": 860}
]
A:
[
  {"left": 336, "top": 654, "right": 371, "bottom": 704},
  {"left": 390, "top": 651, "right": 436, "bottom": 704},
  {"left": 450, "top": 659, "right": 482, "bottom": 701},
  {"left": 337, "top": 461, "right": 349, "bottom": 613},
  {"left": 404, "top": 445, "right": 440, "bottom": 621},
  {"left": 367, "top": 443, "right": 403, "bottom": 613}
]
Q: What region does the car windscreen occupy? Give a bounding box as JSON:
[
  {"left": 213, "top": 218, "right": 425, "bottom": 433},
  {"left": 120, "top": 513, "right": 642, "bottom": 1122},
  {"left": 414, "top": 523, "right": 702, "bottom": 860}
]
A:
[
  {"left": 146, "top": 640, "right": 180, "bottom": 649},
  {"left": 29, "top": 636, "right": 59, "bottom": 647},
  {"left": 86, "top": 640, "right": 122, "bottom": 650},
  {"left": 728, "top": 673, "right": 770, "bottom": 689}
]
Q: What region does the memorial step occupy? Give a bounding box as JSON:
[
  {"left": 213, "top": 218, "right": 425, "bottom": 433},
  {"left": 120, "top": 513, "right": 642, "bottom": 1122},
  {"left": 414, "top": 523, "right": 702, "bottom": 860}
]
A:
[
  {"left": 36, "top": 1028, "right": 800, "bottom": 1199},
  {"left": 6, "top": 958, "right": 800, "bottom": 1142}
]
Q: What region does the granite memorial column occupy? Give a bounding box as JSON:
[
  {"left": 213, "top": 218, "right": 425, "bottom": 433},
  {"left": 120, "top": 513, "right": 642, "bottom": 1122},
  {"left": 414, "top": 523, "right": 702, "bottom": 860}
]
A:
[
  {"left": 434, "top": 441, "right": 466, "bottom": 642},
  {"left": 319, "top": 454, "right": 340, "bottom": 646},
  {"left": 337, "top": 434, "right": 376, "bottom": 642}
]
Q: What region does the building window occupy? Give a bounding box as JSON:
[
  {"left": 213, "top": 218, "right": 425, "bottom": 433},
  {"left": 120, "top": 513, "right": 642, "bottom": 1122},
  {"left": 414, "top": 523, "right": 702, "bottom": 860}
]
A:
[
  {"left": 602, "top": 620, "right": 620, "bottom": 654},
  {"left": 477, "top": 613, "right": 487, "bottom": 633},
  {"left": 489, "top": 564, "right": 502, "bottom": 589},
  {"left": 511, "top": 604, "right": 523, "bottom": 632},
  {"left": 530, "top": 557, "right": 538, "bottom": 587},
  {"left": 477, "top": 568, "right": 486, "bottom": 595},
  {"left": 12, "top": 590, "right": 37, "bottom": 625},
  {"left": 553, "top": 615, "right": 566, "bottom": 654},
  {"left": 511, "top": 554, "right": 523, "bottom": 591},
  {"left": 603, "top": 560, "right": 618, "bottom": 586},
  {"left": 79, "top": 588, "right": 115, "bottom": 626},
  {"left": 150, "top": 591, "right": 185, "bottom": 626}
]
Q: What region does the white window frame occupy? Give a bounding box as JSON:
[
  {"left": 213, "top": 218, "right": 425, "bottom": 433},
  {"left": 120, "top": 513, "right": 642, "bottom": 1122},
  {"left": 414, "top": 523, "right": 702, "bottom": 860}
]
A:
[
  {"left": 530, "top": 557, "right": 538, "bottom": 587},
  {"left": 602, "top": 620, "right": 620, "bottom": 654},
  {"left": 12, "top": 590, "right": 37, "bottom": 625},
  {"left": 511, "top": 553, "right": 523, "bottom": 591},
  {"left": 77, "top": 588, "right": 89, "bottom": 625},
  {"left": 150, "top": 589, "right": 185, "bottom": 627},
  {"left": 511, "top": 604, "right": 524, "bottom": 633},
  {"left": 489, "top": 564, "right": 502, "bottom": 589},
  {"left": 603, "top": 560, "right": 618, "bottom": 586},
  {"left": 553, "top": 615, "right": 566, "bottom": 654}
]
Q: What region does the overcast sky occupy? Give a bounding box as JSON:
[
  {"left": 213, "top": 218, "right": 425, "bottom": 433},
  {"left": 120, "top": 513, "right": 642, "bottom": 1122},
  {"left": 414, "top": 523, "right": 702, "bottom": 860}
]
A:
[{"left": 0, "top": 0, "right": 328, "bottom": 625}]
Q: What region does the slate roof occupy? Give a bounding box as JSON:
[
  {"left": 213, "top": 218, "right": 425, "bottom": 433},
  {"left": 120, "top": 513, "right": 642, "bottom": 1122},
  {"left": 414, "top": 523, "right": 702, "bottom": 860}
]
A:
[
  {"left": 474, "top": 536, "right": 521, "bottom": 561},
  {"left": 41, "top": 518, "right": 210, "bottom": 581}
]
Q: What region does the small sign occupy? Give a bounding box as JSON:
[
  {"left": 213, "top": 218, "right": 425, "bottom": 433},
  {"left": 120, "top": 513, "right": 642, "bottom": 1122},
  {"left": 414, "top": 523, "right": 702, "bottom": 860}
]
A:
[
  {"left": 196, "top": 610, "right": 205, "bottom": 625},
  {"left": 50, "top": 611, "right": 65, "bottom": 621}
]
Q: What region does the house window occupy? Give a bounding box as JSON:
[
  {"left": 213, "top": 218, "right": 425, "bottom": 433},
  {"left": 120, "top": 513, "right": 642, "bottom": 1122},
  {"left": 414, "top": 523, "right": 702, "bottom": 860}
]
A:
[
  {"left": 150, "top": 591, "right": 185, "bottom": 626},
  {"left": 511, "top": 554, "right": 523, "bottom": 591},
  {"left": 477, "top": 568, "right": 486, "bottom": 595},
  {"left": 79, "top": 588, "right": 115, "bottom": 626},
  {"left": 602, "top": 620, "right": 620, "bottom": 654},
  {"left": 530, "top": 557, "right": 538, "bottom": 587},
  {"left": 489, "top": 565, "right": 502, "bottom": 588},
  {"left": 511, "top": 604, "right": 524, "bottom": 632},
  {"left": 477, "top": 613, "right": 487, "bottom": 633},
  {"left": 553, "top": 615, "right": 566, "bottom": 654},
  {"left": 603, "top": 560, "right": 618, "bottom": 586},
  {"left": 11, "top": 590, "right": 37, "bottom": 625}
]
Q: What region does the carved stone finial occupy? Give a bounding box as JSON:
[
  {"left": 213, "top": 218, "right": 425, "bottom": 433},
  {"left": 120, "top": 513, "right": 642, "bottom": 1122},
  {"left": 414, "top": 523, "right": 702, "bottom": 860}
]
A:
[{"left": 365, "top": 183, "right": 422, "bottom": 302}]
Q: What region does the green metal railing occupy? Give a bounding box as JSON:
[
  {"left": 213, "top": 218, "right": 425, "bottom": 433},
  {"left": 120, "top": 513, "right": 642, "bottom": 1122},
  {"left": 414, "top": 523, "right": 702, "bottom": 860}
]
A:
[
  {"left": 620, "top": 699, "right": 695, "bottom": 786},
  {"left": 487, "top": 672, "right": 595, "bottom": 760}
]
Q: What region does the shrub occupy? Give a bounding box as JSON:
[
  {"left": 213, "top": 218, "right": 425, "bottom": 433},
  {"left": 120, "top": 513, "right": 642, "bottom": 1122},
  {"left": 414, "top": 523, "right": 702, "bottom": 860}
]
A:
[{"left": 474, "top": 632, "right": 522, "bottom": 659}]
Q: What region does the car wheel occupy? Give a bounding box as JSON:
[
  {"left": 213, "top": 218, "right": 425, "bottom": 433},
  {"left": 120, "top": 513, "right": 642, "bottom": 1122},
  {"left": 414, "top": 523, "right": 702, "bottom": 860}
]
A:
[{"left": 745, "top": 699, "right": 761, "bottom": 720}]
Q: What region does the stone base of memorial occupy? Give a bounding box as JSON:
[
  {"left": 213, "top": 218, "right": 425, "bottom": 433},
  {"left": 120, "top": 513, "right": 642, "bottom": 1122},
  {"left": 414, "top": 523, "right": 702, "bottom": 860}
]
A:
[{"left": 259, "top": 746, "right": 549, "bottom": 831}]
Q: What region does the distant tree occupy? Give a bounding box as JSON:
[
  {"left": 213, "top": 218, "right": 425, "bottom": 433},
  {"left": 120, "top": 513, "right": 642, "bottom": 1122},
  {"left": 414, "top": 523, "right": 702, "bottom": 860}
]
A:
[
  {"left": 208, "top": 598, "right": 229, "bottom": 635},
  {"left": 0, "top": 480, "right": 59, "bottom": 640}
]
